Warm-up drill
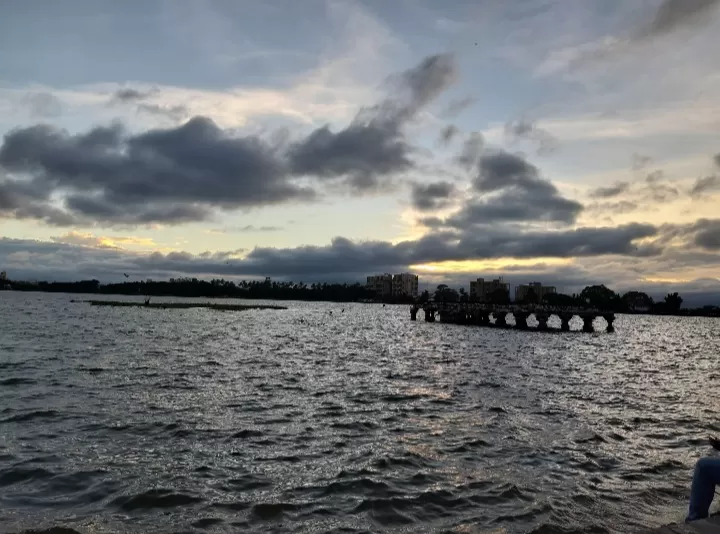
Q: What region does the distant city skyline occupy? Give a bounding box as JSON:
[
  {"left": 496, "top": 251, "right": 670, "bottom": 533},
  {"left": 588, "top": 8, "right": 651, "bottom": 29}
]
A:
[
  {"left": 1, "top": 1, "right": 719, "bottom": 305},
  {"left": 4, "top": 268, "right": 717, "bottom": 308}
]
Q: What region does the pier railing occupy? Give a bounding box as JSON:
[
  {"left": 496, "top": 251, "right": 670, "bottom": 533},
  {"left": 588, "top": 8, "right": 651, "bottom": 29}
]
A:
[{"left": 411, "top": 302, "right": 615, "bottom": 333}]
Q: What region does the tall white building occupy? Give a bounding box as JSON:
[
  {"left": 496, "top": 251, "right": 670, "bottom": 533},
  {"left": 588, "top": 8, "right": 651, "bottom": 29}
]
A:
[
  {"left": 392, "top": 273, "right": 418, "bottom": 298},
  {"left": 0, "top": 271, "right": 6, "bottom": 281}
]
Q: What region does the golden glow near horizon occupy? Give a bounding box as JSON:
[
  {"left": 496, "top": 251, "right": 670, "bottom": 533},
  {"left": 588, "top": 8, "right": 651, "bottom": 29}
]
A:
[
  {"left": 641, "top": 277, "right": 688, "bottom": 284},
  {"left": 410, "top": 257, "right": 574, "bottom": 274}
]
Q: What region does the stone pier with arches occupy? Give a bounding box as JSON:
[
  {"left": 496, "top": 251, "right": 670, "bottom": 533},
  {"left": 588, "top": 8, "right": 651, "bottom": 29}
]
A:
[{"left": 412, "top": 303, "right": 615, "bottom": 333}]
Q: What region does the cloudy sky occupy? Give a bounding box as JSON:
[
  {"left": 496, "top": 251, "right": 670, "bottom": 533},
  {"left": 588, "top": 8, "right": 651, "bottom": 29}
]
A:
[{"left": 1, "top": 0, "right": 720, "bottom": 301}]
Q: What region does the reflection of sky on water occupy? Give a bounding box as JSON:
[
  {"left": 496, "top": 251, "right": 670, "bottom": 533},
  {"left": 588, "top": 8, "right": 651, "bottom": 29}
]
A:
[{"left": 1, "top": 294, "right": 719, "bottom": 532}]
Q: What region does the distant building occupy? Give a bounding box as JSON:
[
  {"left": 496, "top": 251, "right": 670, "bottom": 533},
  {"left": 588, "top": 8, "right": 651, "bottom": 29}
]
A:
[
  {"left": 469, "top": 277, "right": 509, "bottom": 302},
  {"left": 0, "top": 271, "right": 6, "bottom": 281},
  {"left": 366, "top": 274, "right": 393, "bottom": 298},
  {"left": 366, "top": 273, "right": 418, "bottom": 299},
  {"left": 515, "top": 282, "right": 556, "bottom": 303},
  {"left": 392, "top": 273, "right": 419, "bottom": 298}
]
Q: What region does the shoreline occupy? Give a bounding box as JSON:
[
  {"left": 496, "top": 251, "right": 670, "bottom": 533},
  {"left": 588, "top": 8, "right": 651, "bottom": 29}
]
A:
[{"left": 3, "top": 287, "right": 718, "bottom": 318}]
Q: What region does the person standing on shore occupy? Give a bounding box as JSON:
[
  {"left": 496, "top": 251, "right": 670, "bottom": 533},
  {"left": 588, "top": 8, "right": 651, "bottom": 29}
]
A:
[{"left": 687, "top": 437, "right": 720, "bottom": 521}]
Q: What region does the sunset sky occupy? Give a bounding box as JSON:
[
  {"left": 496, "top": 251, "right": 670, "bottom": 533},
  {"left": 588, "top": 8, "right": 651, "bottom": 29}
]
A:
[{"left": 1, "top": 0, "right": 719, "bottom": 302}]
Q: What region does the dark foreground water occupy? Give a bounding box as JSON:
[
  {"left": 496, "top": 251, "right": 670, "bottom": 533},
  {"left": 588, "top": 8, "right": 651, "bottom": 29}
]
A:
[{"left": 1, "top": 292, "right": 720, "bottom": 534}]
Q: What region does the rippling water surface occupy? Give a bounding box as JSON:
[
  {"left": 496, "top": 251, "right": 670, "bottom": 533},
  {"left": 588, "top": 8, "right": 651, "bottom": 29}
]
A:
[{"left": 1, "top": 292, "right": 720, "bottom": 533}]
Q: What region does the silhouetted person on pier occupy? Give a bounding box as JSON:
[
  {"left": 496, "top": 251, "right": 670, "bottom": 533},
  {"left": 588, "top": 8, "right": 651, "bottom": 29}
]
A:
[{"left": 687, "top": 437, "right": 720, "bottom": 521}]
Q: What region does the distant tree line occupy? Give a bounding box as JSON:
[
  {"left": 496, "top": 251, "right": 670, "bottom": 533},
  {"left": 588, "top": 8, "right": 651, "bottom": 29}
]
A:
[
  {"left": 428, "top": 283, "right": 718, "bottom": 316},
  {"left": 538, "top": 285, "right": 690, "bottom": 314},
  {"left": 6, "top": 277, "right": 381, "bottom": 303},
  {"left": 4, "top": 278, "right": 718, "bottom": 315}
]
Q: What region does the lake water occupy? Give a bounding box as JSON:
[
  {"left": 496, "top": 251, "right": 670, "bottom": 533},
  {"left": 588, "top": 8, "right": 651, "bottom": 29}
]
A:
[{"left": 1, "top": 292, "right": 720, "bottom": 533}]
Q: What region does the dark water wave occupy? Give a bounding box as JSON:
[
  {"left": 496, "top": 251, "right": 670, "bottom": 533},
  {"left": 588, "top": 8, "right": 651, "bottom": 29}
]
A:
[{"left": 1, "top": 292, "right": 720, "bottom": 533}]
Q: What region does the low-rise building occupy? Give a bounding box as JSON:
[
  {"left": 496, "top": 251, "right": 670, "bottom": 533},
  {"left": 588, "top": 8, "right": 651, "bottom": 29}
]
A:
[
  {"left": 469, "top": 277, "right": 509, "bottom": 302},
  {"left": 515, "top": 282, "right": 556, "bottom": 303}
]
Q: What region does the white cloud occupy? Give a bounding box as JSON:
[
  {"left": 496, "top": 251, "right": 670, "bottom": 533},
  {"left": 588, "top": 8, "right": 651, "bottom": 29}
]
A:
[{"left": 0, "top": 1, "right": 407, "bottom": 133}]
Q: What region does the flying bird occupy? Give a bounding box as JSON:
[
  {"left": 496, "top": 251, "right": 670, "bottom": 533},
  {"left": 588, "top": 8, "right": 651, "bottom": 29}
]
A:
[{"left": 123, "top": 273, "right": 129, "bottom": 278}]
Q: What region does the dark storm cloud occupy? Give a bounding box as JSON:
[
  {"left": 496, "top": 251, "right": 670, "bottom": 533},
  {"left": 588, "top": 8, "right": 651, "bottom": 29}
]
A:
[
  {"left": 0, "top": 199, "right": 78, "bottom": 226},
  {"left": 641, "top": 0, "right": 720, "bottom": 38},
  {"left": 0, "top": 177, "right": 48, "bottom": 209},
  {"left": 656, "top": 219, "right": 720, "bottom": 251},
  {"left": 0, "top": 218, "right": 662, "bottom": 284},
  {"left": 475, "top": 150, "right": 543, "bottom": 193},
  {"left": 197, "top": 224, "right": 659, "bottom": 277},
  {"left": 422, "top": 150, "right": 584, "bottom": 228},
  {"left": 287, "top": 122, "right": 413, "bottom": 191},
  {"left": 695, "top": 223, "right": 720, "bottom": 250},
  {"left": 3, "top": 215, "right": 661, "bottom": 280},
  {"left": 417, "top": 216, "right": 444, "bottom": 228},
  {"left": 457, "top": 150, "right": 583, "bottom": 225},
  {"left": 0, "top": 175, "right": 78, "bottom": 226},
  {"left": 410, "top": 181, "right": 455, "bottom": 211},
  {"left": 7, "top": 233, "right": 720, "bottom": 306},
  {"left": 681, "top": 219, "right": 720, "bottom": 250},
  {"left": 21, "top": 92, "right": 62, "bottom": 118},
  {"left": 590, "top": 182, "right": 630, "bottom": 199},
  {"left": 0, "top": 117, "right": 313, "bottom": 225},
  {"left": 457, "top": 223, "right": 659, "bottom": 259},
  {"left": 64, "top": 195, "right": 213, "bottom": 225},
  {"left": 446, "top": 191, "right": 583, "bottom": 226},
  {"left": 1, "top": 53, "right": 459, "bottom": 226},
  {"left": 287, "top": 53, "right": 458, "bottom": 191},
  {"left": 439, "top": 125, "right": 459, "bottom": 144},
  {"left": 0, "top": 236, "right": 141, "bottom": 282}
]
